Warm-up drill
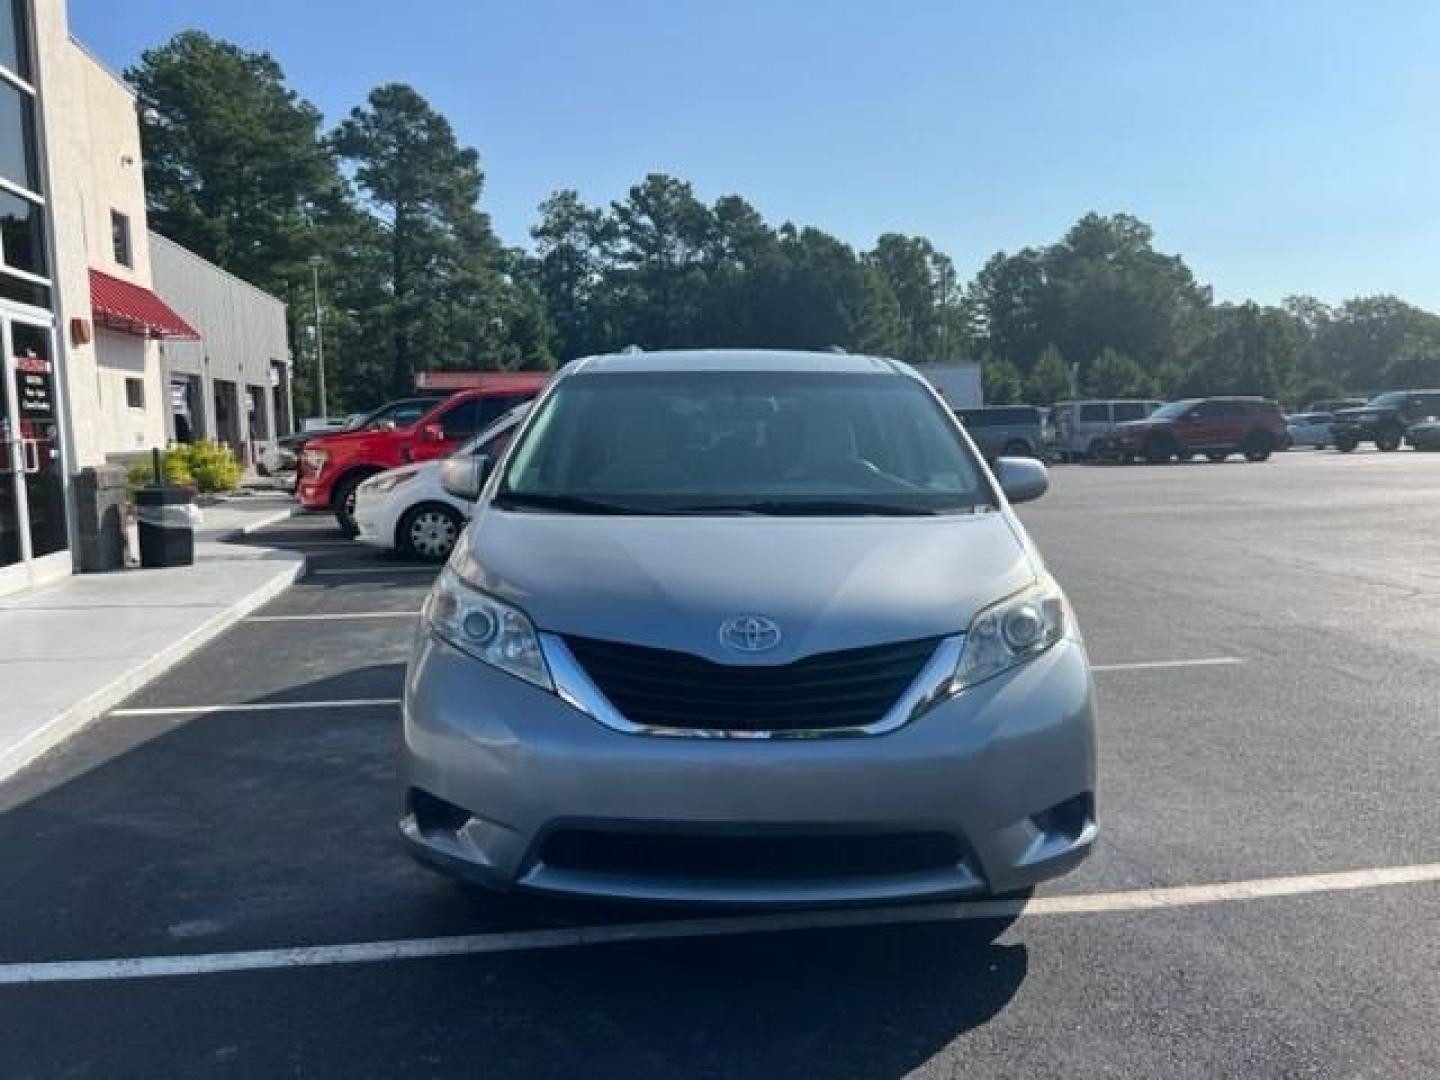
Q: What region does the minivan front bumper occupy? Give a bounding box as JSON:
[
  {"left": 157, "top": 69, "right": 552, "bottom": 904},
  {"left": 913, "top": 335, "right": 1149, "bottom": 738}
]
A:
[{"left": 401, "top": 633, "right": 1097, "bottom": 906}]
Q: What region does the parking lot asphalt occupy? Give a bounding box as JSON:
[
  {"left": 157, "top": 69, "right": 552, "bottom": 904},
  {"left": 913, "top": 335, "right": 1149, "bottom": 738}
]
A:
[{"left": 2, "top": 449, "right": 1438, "bottom": 1078}]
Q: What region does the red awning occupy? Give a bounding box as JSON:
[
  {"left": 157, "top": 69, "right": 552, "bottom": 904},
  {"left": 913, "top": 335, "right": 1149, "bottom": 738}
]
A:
[{"left": 89, "top": 268, "right": 200, "bottom": 341}]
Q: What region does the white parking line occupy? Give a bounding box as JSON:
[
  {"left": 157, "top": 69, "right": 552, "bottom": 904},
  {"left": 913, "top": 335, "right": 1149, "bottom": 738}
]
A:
[
  {"left": 1, "top": 862, "right": 1436, "bottom": 986},
  {"left": 109, "top": 698, "right": 401, "bottom": 718},
  {"left": 310, "top": 567, "right": 436, "bottom": 576},
  {"left": 247, "top": 612, "right": 420, "bottom": 623},
  {"left": 1091, "top": 657, "right": 1244, "bottom": 673}
]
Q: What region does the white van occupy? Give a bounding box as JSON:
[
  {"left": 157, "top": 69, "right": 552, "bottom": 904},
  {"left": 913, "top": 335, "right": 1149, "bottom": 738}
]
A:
[{"left": 1049, "top": 399, "right": 1163, "bottom": 460}]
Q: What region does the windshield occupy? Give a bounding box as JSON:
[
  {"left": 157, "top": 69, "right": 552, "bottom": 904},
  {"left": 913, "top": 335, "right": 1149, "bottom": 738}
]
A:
[
  {"left": 1366, "top": 391, "right": 1406, "bottom": 408},
  {"left": 498, "top": 371, "right": 991, "bottom": 515},
  {"left": 351, "top": 397, "right": 443, "bottom": 429},
  {"left": 1149, "top": 400, "right": 1195, "bottom": 420}
]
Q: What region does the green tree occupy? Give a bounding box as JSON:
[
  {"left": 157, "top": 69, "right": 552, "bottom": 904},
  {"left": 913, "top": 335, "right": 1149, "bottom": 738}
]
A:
[
  {"left": 1186, "top": 302, "right": 1306, "bottom": 399},
  {"left": 1384, "top": 333, "right": 1440, "bottom": 387},
  {"left": 128, "top": 31, "right": 345, "bottom": 296},
  {"left": 1025, "top": 345, "right": 1071, "bottom": 404},
  {"left": 335, "top": 84, "right": 546, "bottom": 395},
  {"left": 982, "top": 357, "right": 1024, "bottom": 404},
  {"left": 606, "top": 174, "right": 716, "bottom": 348},
  {"left": 971, "top": 213, "right": 1211, "bottom": 391},
  {"left": 1310, "top": 296, "right": 1440, "bottom": 391},
  {"left": 1086, "top": 348, "right": 1155, "bottom": 397},
  {"left": 865, "top": 234, "right": 959, "bottom": 361}
]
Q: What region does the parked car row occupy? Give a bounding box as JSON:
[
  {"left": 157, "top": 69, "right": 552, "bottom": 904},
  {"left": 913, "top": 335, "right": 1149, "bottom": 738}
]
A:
[
  {"left": 1329, "top": 391, "right": 1440, "bottom": 452},
  {"left": 352, "top": 406, "right": 527, "bottom": 561},
  {"left": 313, "top": 379, "right": 1440, "bottom": 559},
  {"left": 297, "top": 373, "right": 548, "bottom": 533}
]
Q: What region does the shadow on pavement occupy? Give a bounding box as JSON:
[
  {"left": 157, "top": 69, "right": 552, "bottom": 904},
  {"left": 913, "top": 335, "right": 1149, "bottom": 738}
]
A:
[{"left": 4, "top": 922, "right": 1027, "bottom": 1079}]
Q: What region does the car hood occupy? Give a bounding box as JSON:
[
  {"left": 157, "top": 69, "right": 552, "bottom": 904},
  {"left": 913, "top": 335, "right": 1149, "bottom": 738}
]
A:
[
  {"left": 308, "top": 425, "right": 414, "bottom": 450},
  {"left": 364, "top": 462, "right": 426, "bottom": 487},
  {"left": 461, "top": 510, "right": 1039, "bottom": 663}
]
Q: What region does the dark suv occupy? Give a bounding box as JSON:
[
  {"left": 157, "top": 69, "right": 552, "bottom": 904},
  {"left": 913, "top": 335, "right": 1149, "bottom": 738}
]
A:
[
  {"left": 1330, "top": 391, "right": 1440, "bottom": 452},
  {"left": 1105, "top": 397, "right": 1289, "bottom": 464}
]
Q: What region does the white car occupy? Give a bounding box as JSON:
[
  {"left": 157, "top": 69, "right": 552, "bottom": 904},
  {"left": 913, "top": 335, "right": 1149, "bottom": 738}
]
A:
[
  {"left": 352, "top": 406, "right": 527, "bottom": 561},
  {"left": 1285, "top": 411, "right": 1333, "bottom": 449}
]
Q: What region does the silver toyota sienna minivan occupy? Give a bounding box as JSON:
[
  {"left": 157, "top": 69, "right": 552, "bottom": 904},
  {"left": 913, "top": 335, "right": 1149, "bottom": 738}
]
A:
[{"left": 402, "top": 349, "right": 1096, "bottom": 906}]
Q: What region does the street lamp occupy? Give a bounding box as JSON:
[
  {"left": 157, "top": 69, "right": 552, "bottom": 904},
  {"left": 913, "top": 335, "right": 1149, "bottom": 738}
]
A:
[{"left": 309, "top": 255, "right": 328, "bottom": 420}]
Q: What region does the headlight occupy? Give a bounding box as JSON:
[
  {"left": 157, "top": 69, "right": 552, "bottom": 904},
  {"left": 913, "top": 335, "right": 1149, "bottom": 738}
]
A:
[
  {"left": 302, "top": 448, "right": 328, "bottom": 475},
  {"left": 953, "top": 576, "right": 1070, "bottom": 691},
  {"left": 424, "top": 566, "right": 552, "bottom": 690},
  {"left": 369, "top": 470, "right": 417, "bottom": 494}
]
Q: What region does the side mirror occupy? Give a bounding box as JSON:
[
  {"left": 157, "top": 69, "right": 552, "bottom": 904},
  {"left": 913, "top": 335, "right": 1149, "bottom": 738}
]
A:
[
  {"left": 994, "top": 456, "right": 1048, "bottom": 504},
  {"left": 419, "top": 423, "right": 445, "bottom": 444},
  {"left": 439, "top": 455, "right": 485, "bottom": 501}
]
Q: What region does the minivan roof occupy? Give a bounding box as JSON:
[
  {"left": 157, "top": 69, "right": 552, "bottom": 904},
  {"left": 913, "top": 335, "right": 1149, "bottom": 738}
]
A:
[{"left": 572, "top": 348, "right": 904, "bottom": 376}]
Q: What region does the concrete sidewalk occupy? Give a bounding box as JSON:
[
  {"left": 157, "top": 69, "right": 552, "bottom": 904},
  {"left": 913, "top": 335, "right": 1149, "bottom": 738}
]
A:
[{"left": 0, "top": 496, "right": 305, "bottom": 782}]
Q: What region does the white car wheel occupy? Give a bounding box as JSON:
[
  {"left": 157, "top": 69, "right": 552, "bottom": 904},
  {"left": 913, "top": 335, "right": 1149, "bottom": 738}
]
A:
[{"left": 400, "top": 505, "right": 462, "bottom": 562}]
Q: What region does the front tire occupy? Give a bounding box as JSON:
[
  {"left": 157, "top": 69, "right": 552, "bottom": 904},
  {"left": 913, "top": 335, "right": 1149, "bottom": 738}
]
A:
[
  {"left": 1242, "top": 432, "right": 1273, "bottom": 462},
  {"left": 398, "top": 503, "right": 464, "bottom": 562},
  {"left": 332, "top": 472, "right": 376, "bottom": 536},
  {"left": 1335, "top": 433, "right": 1358, "bottom": 453},
  {"left": 1206, "top": 452, "right": 1227, "bottom": 463},
  {"left": 1376, "top": 427, "right": 1403, "bottom": 452},
  {"left": 1144, "top": 436, "right": 1176, "bottom": 464}
]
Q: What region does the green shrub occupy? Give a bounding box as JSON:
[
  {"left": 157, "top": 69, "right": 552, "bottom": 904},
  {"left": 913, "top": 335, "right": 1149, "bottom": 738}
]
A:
[
  {"left": 127, "top": 450, "right": 193, "bottom": 495},
  {"left": 183, "top": 441, "right": 244, "bottom": 493},
  {"left": 126, "top": 441, "right": 242, "bottom": 496}
]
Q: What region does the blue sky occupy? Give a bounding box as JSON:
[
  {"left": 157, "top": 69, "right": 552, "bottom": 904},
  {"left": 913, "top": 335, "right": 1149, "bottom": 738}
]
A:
[{"left": 73, "top": 0, "right": 1440, "bottom": 310}]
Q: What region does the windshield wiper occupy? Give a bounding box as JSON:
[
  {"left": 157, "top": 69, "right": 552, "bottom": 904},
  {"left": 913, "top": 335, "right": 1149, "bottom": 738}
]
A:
[
  {"left": 493, "top": 492, "right": 652, "bottom": 515},
  {"left": 674, "top": 500, "right": 955, "bottom": 517}
]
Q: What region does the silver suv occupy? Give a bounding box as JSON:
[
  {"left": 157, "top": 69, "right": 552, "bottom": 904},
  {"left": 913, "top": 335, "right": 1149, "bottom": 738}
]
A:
[{"left": 402, "top": 349, "right": 1097, "bottom": 907}]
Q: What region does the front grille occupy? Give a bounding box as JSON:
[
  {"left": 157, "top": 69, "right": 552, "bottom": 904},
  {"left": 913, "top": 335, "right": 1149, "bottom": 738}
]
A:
[
  {"left": 540, "top": 828, "right": 965, "bottom": 880},
  {"left": 563, "top": 634, "right": 941, "bottom": 733}
]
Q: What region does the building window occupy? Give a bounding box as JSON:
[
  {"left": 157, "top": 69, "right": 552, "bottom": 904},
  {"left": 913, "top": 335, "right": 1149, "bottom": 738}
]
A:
[
  {"left": 0, "top": 0, "right": 31, "bottom": 82},
  {"left": 0, "top": 186, "right": 42, "bottom": 275},
  {"left": 0, "top": 78, "right": 37, "bottom": 192},
  {"left": 112, "top": 211, "right": 132, "bottom": 267},
  {"left": 125, "top": 377, "right": 145, "bottom": 409}
]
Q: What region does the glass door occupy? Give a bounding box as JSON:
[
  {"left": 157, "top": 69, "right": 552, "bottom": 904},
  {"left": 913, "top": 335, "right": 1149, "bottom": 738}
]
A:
[
  {"left": 0, "top": 336, "right": 20, "bottom": 572},
  {"left": 0, "top": 312, "right": 66, "bottom": 593},
  {"left": 10, "top": 319, "right": 65, "bottom": 558}
]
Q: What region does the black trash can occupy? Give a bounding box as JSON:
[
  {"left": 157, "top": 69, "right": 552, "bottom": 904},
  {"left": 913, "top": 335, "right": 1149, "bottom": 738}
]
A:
[{"left": 135, "top": 485, "right": 198, "bottom": 568}]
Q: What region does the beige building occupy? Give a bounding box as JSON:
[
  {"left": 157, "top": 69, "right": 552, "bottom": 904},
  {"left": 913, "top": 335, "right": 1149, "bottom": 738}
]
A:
[{"left": 1, "top": 0, "right": 283, "bottom": 596}]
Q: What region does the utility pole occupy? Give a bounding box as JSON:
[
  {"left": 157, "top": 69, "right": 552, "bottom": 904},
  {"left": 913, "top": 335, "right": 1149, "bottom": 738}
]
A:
[
  {"left": 310, "top": 256, "right": 328, "bottom": 420},
  {"left": 937, "top": 263, "right": 952, "bottom": 362}
]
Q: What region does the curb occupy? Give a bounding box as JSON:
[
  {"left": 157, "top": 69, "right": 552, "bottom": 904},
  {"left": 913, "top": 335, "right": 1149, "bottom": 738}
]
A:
[
  {"left": 0, "top": 551, "right": 307, "bottom": 784},
  {"left": 201, "top": 503, "right": 301, "bottom": 545}
]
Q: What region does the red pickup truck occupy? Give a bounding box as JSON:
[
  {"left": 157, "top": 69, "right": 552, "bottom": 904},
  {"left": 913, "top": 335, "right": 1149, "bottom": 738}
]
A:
[{"left": 298, "top": 373, "right": 549, "bottom": 531}]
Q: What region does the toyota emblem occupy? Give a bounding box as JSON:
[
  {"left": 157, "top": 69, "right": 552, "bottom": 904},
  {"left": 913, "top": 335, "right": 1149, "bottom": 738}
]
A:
[{"left": 719, "top": 615, "right": 783, "bottom": 653}]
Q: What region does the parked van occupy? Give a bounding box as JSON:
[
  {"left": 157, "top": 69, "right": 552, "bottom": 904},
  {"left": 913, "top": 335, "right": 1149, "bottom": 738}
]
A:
[{"left": 1048, "top": 399, "right": 1163, "bottom": 461}]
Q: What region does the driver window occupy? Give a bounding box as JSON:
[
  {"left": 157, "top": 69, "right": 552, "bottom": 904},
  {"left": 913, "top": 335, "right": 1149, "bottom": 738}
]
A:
[{"left": 440, "top": 399, "right": 481, "bottom": 439}]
